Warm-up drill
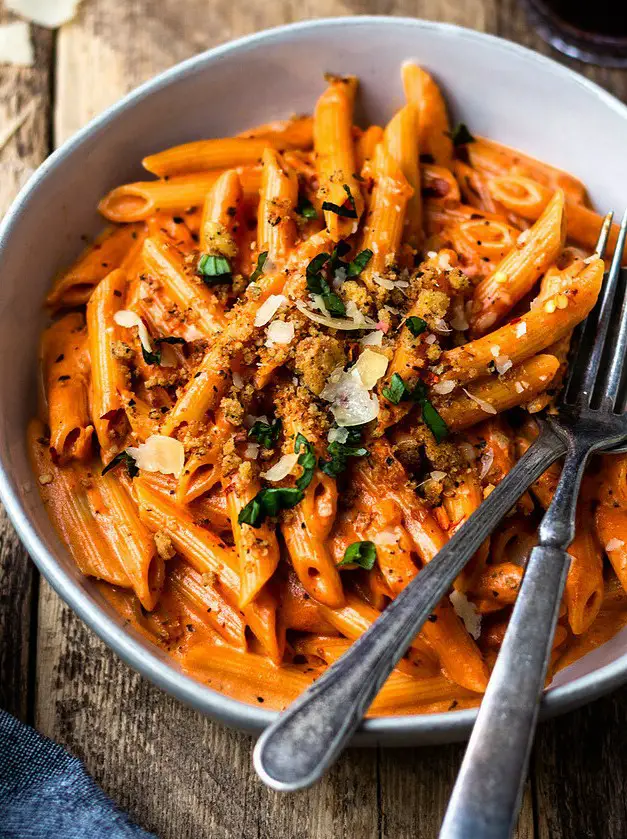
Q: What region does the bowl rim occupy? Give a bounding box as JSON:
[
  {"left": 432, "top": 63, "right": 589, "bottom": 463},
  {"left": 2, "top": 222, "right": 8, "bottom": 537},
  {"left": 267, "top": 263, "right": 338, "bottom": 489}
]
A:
[{"left": 2, "top": 14, "right": 627, "bottom": 742}]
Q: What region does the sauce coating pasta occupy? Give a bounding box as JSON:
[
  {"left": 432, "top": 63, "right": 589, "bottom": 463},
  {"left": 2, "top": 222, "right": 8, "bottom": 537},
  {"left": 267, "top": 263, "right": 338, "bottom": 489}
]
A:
[{"left": 30, "top": 65, "right": 627, "bottom": 714}]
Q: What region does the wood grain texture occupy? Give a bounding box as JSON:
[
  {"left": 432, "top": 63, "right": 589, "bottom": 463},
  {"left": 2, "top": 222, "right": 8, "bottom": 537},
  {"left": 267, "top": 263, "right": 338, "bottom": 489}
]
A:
[
  {"left": 10, "top": 0, "right": 624, "bottom": 838},
  {"left": 0, "top": 8, "right": 52, "bottom": 721}
]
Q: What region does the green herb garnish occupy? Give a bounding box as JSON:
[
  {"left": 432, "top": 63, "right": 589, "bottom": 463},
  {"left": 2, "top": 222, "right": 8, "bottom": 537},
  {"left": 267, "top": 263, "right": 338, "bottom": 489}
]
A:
[
  {"left": 250, "top": 251, "right": 268, "bottom": 283},
  {"left": 321, "top": 184, "right": 358, "bottom": 219},
  {"left": 347, "top": 249, "right": 373, "bottom": 278},
  {"left": 405, "top": 316, "right": 427, "bottom": 337},
  {"left": 296, "top": 194, "right": 317, "bottom": 220},
  {"left": 337, "top": 540, "right": 377, "bottom": 570},
  {"left": 305, "top": 253, "right": 346, "bottom": 317},
  {"left": 294, "top": 433, "right": 316, "bottom": 491},
  {"left": 319, "top": 427, "right": 368, "bottom": 478},
  {"left": 450, "top": 123, "right": 476, "bottom": 146},
  {"left": 141, "top": 346, "right": 161, "bottom": 366},
  {"left": 198, "top": 253, "right": 232, "bottom": 286},
  {"left": 237, "top": 487, "right": 303, "bottom": 527},
  {"left": 248, "top": 417, "right": 282, "bottom": 449},
  {"left": 102, "top": 450, "right": 139, "bottom": 479},
  {"left": 381, "top": 374, "right": 449, "bottom": 442}
]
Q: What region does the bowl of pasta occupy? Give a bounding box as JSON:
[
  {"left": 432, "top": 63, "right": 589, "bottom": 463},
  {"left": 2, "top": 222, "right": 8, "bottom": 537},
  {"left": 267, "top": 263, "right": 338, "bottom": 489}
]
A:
[{"left": 2, "top": 16, "right": 627, "bottom": 745}]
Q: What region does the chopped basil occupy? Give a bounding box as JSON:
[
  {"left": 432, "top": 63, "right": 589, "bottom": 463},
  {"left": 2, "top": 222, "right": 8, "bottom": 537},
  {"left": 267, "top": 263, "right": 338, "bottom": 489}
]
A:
[
  {"left": 337, "top": 540, "right": 377, "bottom": 570},
  {"left": 321, "top": 184, "right": 358, "bottom": 219},
  {"left": 405, "top": 316, "right": 427, "bottom": 337},
  {"left": 237, "top": 486, "right": 303, "bottom": 527},
  {"left": 141, "top": 345, "right": 161, "bottom": 366},
  {"left": 382, "top": 372, "right": 409, "bottom": 405},
  {"left": 250, "top": 251, "right": 268, "bottom": 283},
  {"left": 382, "top": 374, "right": 449, "bottom": 442},
  {"left": 155, "top": 336, "right": 185, "bottom": 345},
  {"left": 294, "top": 433, "right": 316, "bottom": 491},
  {"left": 450, "top": 123, "right": 476, "bottom": 146},
  {"left": 248, "top": 417, "right": 282, "bottom": 449},
  {"left": 101, "top": 450, "right": 139, "bottom": 479},
  {"left": 296, "top": 194, "right": 317, "bottom": 220},
  {"left": 319, "top": 427, "right": 368, "bottom": 478},
  {"left": 305, "top": 253, "right": 346, "bottom": 317},
  {"left": 329, "top": 240, "right": 351, "bottom": 268},
  {"left": 347, "top": 249, "right": 373, "bottom": 278},
  {"left": 198, "top": 253, "right": 232, "bottom": 286}
]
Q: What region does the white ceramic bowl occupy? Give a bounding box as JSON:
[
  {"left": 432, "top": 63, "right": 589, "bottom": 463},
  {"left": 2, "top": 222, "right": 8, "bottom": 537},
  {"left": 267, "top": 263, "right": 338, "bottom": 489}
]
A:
[{"left": 2, "top": 16, "right": 627, "bottom": 746}]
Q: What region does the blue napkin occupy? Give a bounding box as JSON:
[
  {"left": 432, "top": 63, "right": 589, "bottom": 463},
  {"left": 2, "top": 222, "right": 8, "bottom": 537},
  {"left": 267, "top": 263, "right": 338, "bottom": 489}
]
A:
[{"left": 0, "top": 709, "right": 156, "bottom": 838}]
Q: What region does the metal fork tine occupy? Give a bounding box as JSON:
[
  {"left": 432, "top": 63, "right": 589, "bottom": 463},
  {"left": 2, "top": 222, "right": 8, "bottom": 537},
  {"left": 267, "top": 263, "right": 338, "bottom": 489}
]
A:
[
  {"left": 562, "top": 211, "right": 613, "bottom": 402},
  {"left": 577, "top": 212, "right": 627, "bottom": 404},
  {"left": 598, "top": 208, "right": 627, "bottom": 408}
]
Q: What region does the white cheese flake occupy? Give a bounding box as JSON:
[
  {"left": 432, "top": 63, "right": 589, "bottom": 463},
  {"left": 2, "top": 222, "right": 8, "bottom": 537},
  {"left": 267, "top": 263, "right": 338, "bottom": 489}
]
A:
[
  {"left": 515, "top": 321, "right": 527, "bottom": 338},
  {"left": 450, "top": 590, "right": 482, "bottom": 639},
  {"left": 432, "top": 379, "right": 456, "bottom": 395},
  {"left": 266, "top": 320, "right": 294, "bottom": 346},
  {"left": 245, "top": 443, "right": 260, "bottom": 460},
  {"left": 126, "top": 435, "right": 185, "bottom": 478},
  {"left": 463, "top": 388, "right": 498, "bottom": 415},
  {"left": 605, "top": 538, "right": 624, "bottom": 552},
  {"left": 361, "top": 330, "right": 383, "bottom": 347},
  {"left": 114, "top": 310, "right": 156, "bottom": 360},
  {"left": 328, "top": 426, "right": 349, "bottom": 444},
  {"left": 261, "top": 453, "right": 299, "bottom": 482},
  {"left": 353, "top": 348, "right": 389, "bottom": 390},
  {"left": 254, "top": 294, "right": 286, "bottom": 327}
]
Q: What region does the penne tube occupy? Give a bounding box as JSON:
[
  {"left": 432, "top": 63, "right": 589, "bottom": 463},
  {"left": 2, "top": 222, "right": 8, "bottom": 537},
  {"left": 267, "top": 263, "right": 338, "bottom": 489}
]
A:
[
  {"left": 142, "top": 233, "right": 227, "bottom": 334},
  {"left": 28, "top": 421, "right": 130, "bottom": 587},
  {"left": 46, "top": 224, "right": 144, "bottom": 309},
  {"left": 471, "top": 189, "right": 566, "bottom": 336},
  {"left": 142, "top": 136, "right": 307, "bottom": 178},
  {"left": 596, "top": 504, "right": 627, "bottom": 594},
  {"left": 565, "top": 504, "right": 605, "bottom": 635},
  {"left": 99, "top": 167, "right": 262, "bottom": 224},
  {"left": 359, "top": 143, "right": 414, "bottom": 296},
  {"left": 314, "top": 75, "right": 364, "bottom": 241},
  {"left": 199, "top": 169, "right": 243, "bottom": 256},
  {"left": 257, "top": 148, "right": 298, "bottom": 263},
  {"left": 401, "top": 62, "right": 453, "bottom": 167},
  {"left": 85, "top": 268, "right": 130, "bottom": 459},
  {"left": 384, "top": 105, "right": 422, "bottom": 245},
  {"left": 355, "top": 124, "right": 384, "bottom": 171},
  {"left": 433, "top": 354, "right": 561, "bottom": 431},
  {"left": 438, "top": 258, "right": 603, "bottom": 386},
  {"left": 237, "top": 116, "right": 314, "bottom": 148},
  {"left": 40, "top": 312, "right": 94, "bottom": 463}
]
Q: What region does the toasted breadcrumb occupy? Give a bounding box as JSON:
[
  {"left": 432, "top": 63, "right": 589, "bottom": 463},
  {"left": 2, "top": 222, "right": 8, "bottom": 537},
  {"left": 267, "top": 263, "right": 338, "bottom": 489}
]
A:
[
  {"left": 295, "top": 334, "right": 345, "bottom": 395},
  {"left": 154, "top": 530, "right": 176, "bottom": 560}
]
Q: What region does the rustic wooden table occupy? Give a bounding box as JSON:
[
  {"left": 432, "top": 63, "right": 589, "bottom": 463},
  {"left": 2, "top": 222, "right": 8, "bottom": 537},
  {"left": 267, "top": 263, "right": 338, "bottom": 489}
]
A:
[{"left": 1, "top": 1, "right": 627, "bottom": 837}]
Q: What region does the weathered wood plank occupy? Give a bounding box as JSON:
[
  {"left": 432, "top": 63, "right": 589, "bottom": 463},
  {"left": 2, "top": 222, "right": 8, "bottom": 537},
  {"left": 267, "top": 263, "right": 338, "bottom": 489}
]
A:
[{"left": 0, "top": 11, "right": 52, "bottom": 721}]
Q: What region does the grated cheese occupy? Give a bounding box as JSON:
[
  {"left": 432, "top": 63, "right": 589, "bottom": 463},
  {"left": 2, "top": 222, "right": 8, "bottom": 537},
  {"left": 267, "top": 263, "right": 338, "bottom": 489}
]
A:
[
  {"left": 266, "top": 320, "right": 294, "bottom": 346},
  {"left": 254, "top": 294, "right": 286, "bottom": 327},
  {"left": 463, "top": 388, "right": 497, "bottom": 414},
  {"left": 449, "top": 590, "right": 482, "bottom": 639},
  {"left": 261, "top": 453, "right": 299, "bottom": 482},
  {"left": 126, "top": 435, "right": 185, "bottom": 478}
]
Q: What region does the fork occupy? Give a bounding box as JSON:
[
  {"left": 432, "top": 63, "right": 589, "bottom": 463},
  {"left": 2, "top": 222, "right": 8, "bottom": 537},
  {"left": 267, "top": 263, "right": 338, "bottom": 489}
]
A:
[
  {"left": 439, "top": 210, "right": 627, "bottom": 838},
  {"left": 253, "top": 210, "right": 627, "bottom": 801}
]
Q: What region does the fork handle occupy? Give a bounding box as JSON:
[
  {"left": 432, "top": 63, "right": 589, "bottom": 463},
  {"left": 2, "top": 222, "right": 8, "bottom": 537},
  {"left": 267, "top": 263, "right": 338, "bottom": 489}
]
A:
[
  {"left": 253, "top": 422, "right": 567, "bottom": 792},
  {"left": 439, "top": 437, "right": 590, "bottom": 839}
]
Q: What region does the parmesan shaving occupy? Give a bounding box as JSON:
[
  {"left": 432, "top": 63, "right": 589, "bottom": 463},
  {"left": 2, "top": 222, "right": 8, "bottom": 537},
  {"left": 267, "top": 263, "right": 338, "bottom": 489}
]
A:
[
  {"left": 0, "top": 21, "right": 34, "bottom": 66},
  {"left": 245, "top": 443, "right": 260, "bottom": 460},
  {"left": 353, "top": 348, "right": 389, "bottom": 389},
  {"left": 373, "top": 529, "right": 401, "bottom": 546},
  {"left": 495, "top": 355, "right": 513, "bottom": 375},
  {"left": 361, "top": 330, "right": 383, "bottom": 347},
  {"left": 479, "top": 450, "right": 494, "bottom": 480},
  {"left": 449, "top": 590, "right": 482, "bottom": 639},
  {"left": 295, "top": 299, "right": 377, "bottom": 331},
  {"left": 266, "top": 320, "right": 294, "bottom": 346},
  {"left": 515, "top": 321, "right": 527, "bottom": 338},
  {"left": 114, "top": 310, "right": 156, "bottom": 359},
  {"left": 261, "top": 452, "right": 299, "bottom": 482},
  {"left": 254, "top": 294, "right": 286, "bottom": 327},
  {"left": 490, "top": 345, "right": 501, "bottom": 357},
  {"left": 328, "top": 426, "right": 349, "bottom": 444},
  {"left": 6, "top": 0, "right": 81, "bottom": 28},
  {"left": 463, "top": 388, "right": 497, "bottom": 415},
  {"left": 126, "top": 435, "right": 185, "bottom": 478},
  {"left": 605, "top": 538, "right": 624, "bottom": 552},
  {"left": 433, "top": 318, "right": 452, "bottom": 334},
  {"left": 432, "top": 379, "right": 456, "bottom": 395},
  {"left": 320, "top": 365, "right": 380, "bottom": 427},
  {"left": 430, "top": 470, "right": 447, "bottom": 482}
]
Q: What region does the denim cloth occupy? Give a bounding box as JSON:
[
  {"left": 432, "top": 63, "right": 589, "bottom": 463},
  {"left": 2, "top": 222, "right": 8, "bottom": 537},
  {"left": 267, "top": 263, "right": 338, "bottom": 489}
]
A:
[{"left": 0, "top": 709, "right": 156, "bottom": 838}]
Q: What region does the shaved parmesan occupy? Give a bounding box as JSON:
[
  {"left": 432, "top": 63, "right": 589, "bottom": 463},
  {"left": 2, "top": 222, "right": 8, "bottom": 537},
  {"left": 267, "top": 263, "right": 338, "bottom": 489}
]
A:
[
  {"left": 320, "top": 365, "right": 380, "bottom": 427},
  {"left": 479, "top": 450, "right": 494, "bottom": 480},
  {"left": 245, "top": 443, "right": 260, "bottom": 460},
  {"left": 361, "top": 330, "right": 383, "bottom": 347},
  {"left": 254, "top": 294, "right": 286, "bottom": 327},
  {"left": 126, "top": 435, "right": 184, "bottom": 478},
  {"left": 432, "top": 379, "right": 456, "bottom": 395},
  {"left": 0, "top": 22, "right": 33, "bottom": 65},
  {"left": 261, "top": 453, "right": 299, "bottom": 482},
  {"left": 433, "top": 318, "right": 452, "bottom": 334},
  {"left": 353, "top": 348, "right": 389, "bottom": 389},
  {"left": 266, "top": 320, "right": 294, "bottom": 346},
  {"left": 114, "top": 310, "right": 156, "bottom": 359},
  {"left": 425, "top": 334, "right": 437, "bottom": 345},
  {"left": 244, "top": 413, "right": 268, "bottom": 428},
  {"left": 374, "top": 529, "right": 401, "bottom": 546},
  {"left": 605, "top": 538, "right": 624, "bottom": 552},
  {"left": 6, "top": 0, "right": 81, "bottom": 28},
  {"left": 495, "top": 355, "right": 513, "bottom": 375},
  {"left": 514, "top": 381, "right": 524, "bottom": 393},
  {"left": 430, "top": 470, "right": 447, "bottom": 482},
  {"left": 295, "top": 300, "right": 377, "bottom": 331},
  {"left": 463, "top": 388, "right": 497, "bottom": 415},
  {"left": 449, "top": 590, "right": 482, "bottom": 639},
  {"left": 515, "top": 321, "right": 527, "bottom": 338},
  {"left": 328, "top": 426, "right": 349, "bottom": 444},
  {"left": 490, "top": 345, "right": 501, "bottom": 357}
]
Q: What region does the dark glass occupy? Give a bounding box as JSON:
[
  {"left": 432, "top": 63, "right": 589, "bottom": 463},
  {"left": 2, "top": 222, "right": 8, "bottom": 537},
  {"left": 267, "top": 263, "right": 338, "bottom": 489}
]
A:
[{"left": 521, "top": 0, "right": 627, "bottom": 67}]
